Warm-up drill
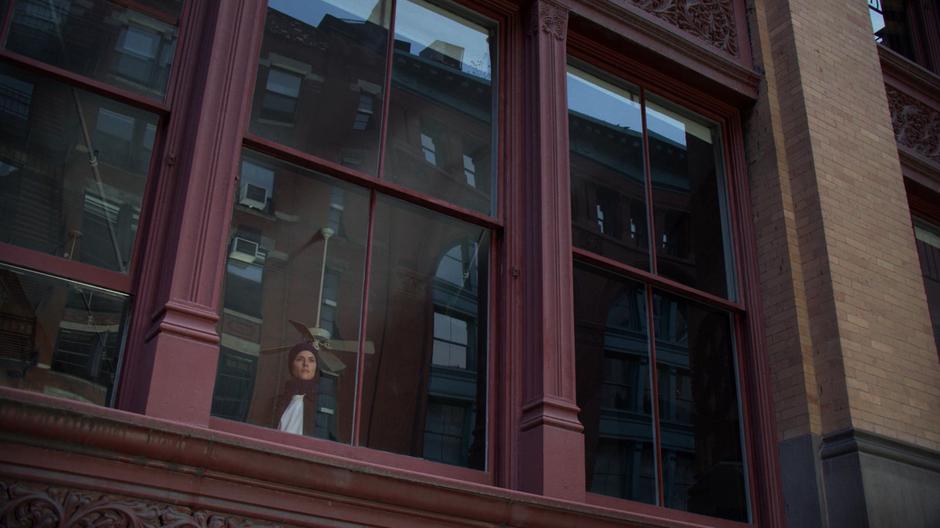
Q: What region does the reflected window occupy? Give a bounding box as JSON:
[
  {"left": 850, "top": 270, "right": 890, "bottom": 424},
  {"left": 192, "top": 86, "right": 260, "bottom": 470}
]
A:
[
  {"left": 420, "top": 132, "right": 438, "bottom": 166},
  {"left": 914, "top": 219, "right": 940, "bottom": 355},
  {"left": 6, "top": 0, "right": 181, "bottom": 98},
  {"left": 383, "top": 0, "right": 496, "bottom": 214},
  {"left": 432, "top": 311, "right": 468, "bottom": 368},
  {"left": 0, "top": 263, "right": 130, "bottom": 406},
  {"left": 463, "top": 154, "right": 477, "bottom": 188},
  {"left": 261, "top": 67, "right": 303, "bottom": 125},
  {"left": 353, "top": 93, "right": 374, "bottom": 131},
  {"left": 248, "top": 0, "right": 391, "bottom": 175},
  {"left": 0, "top": 62, "right": 158, "bottom": 273}
]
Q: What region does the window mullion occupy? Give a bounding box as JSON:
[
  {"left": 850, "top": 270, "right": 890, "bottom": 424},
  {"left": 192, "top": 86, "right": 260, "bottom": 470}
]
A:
[
  {"left": 644, "top": 285, "right": 665, "bottom": 507},
  {"left": 640, "top": 87, "right": 658, "bottom": 275},
  {"left": 352, "top": 190, "right": 378, "bottom": 445},
  {"left": 116, "top": 0, "right": 267, "bottom": 422}
]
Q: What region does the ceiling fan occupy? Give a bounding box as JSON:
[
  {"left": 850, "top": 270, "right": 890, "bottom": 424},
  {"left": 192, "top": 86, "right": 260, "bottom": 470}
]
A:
[{"left": 287, "top": 225, "right": 372, "bottom": 374}]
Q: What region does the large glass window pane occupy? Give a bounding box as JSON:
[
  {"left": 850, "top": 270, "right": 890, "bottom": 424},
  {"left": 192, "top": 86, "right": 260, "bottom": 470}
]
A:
[
  {"left": 0, "top": 263, "right": 129, "bottom": 406},
  {"left": 5, "top": 0, "right": 180, "bottom": 99},
  {"left": 210, "top": 150, "right": 370, "bottom": 444},
  {"left": 362, "top": 195, "right": 488, "bottom": 468},
  {"left": 652, "top": 290, "right": 747, "bottom": 521},
  {"left": 568, "top": 68, "right": 649, "bottom": 271},
  {"left": 0, "top": 63, "right": 159, "bottom": 273},
  {"left": 383, "top": 0, "right": 496, "bottom": 215},
  {"left": 574, "top": 263, "right": 656, "bottom": 504},
  {"left": 647, "top": 96, "right": 733, "bottom": 299},
  {"left": 248, "top": 0, "right": 391, "bottom": 176},
  {"left": 914, "top": 219, "right": 940, "bottom": 354}
]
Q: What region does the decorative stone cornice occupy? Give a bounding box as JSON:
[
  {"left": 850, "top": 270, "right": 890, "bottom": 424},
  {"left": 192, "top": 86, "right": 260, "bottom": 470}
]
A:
[
  {"left": 0, "top": 389, "right": 713, "bottom": 528},
  {"left": 886, "top": 85, "right": 940, "bottom": 166},
  {"left": 628, "top": 0, "right": 738, "bottom": 56},
  {"left": 0, "top": 481, "right": 282, "bottom": 528}
]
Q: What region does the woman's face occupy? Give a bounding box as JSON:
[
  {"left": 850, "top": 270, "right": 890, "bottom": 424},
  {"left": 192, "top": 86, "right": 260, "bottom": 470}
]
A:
[{"left": 291, "top": 350, "right": 317, "bottom": 380}]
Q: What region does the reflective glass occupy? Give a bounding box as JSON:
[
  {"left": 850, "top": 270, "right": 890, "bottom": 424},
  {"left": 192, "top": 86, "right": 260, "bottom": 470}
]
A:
[
  {"left": 383, "top": 0, "right": 496, "bottom": 215},
  {"left": 248, "top": 0, "right": 391, "bottom": 175},
  {"left": 652, "top": 290, "right": 747, "bottom": 521},
  {"left": 568, "top": 68, "right": 650, "bottom": 271},
  {"left": 914, "top": 219, "right": 940, "bottom": 354},
  {"left": 5, "top": 0, "right": 180, "bottom": 99},
  {"left": 209, "top": 149, "right": 370, "bottom": 444},
  {"left": 0, "top": 63, "right": 159, "bottom": 273},
  {"left": 0, "top": 263, "right": 129, "bottom": 406},
  {"left": 574, "top": 263, "right": 656, "bottom": 504},
  {"left": 362, "top": 195, "right": 488, "bottom": 468},
  {"left": 647, "top": 96, "right": 732, "bottom": 299}
]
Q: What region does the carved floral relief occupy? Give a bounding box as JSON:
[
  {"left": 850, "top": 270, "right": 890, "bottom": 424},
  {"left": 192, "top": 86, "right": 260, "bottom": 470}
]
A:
[
  {"left": 0, "top": 481, "right": 288, "bottom": 528},
  {"left": 886, "top": 86, "right": 940, "bottom": 165},
  {"left": 629, "top": 0, "right": 739, "bottom": 56},
  {"left": 528, "top": 1, "right": 568, "bottom": 41}
]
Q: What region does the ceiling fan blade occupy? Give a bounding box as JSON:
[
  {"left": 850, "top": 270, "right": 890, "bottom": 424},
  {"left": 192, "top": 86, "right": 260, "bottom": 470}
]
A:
[
  {"left": 326, "top": 340, "right": 375, "bottom": 355},
  {"left": 288, "top": 319, "right": 315, "bottom": 341},
  {"left": 317, "top": 348, "right": 347, "bottom": 373}
]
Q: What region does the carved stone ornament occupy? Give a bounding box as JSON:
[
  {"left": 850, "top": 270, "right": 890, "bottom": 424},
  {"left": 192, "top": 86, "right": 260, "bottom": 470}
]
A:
[
  {"left": 886, "top": 86, "right": 940, "bottom": 165},
  {"left": 629, "top": 0, "right": 738, "bottom": 56},
  {"left": 0, "top": 481, "right": 289, "bottom": 528},
  {"left": 528, "top": 1, "right": 568, "bottom": 41}
]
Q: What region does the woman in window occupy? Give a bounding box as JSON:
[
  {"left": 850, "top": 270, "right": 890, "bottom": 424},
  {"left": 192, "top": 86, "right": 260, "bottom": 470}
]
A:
[{"left": 275, "top": 342, "right": 321, "bottom": 436}]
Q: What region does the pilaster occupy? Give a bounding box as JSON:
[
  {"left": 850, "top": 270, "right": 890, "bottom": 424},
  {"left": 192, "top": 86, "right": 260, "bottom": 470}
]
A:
[
  {"left": 116, "top": 0, "right": 265, "bottom": 425},
  {"left": 517, "top": 0, "right": 585, "bottom": 500}
]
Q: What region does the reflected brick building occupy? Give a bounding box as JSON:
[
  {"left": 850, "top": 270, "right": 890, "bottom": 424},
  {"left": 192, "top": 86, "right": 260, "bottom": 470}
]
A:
[{"left": 1, "top": 0, "right": 940, "bottom": 527}]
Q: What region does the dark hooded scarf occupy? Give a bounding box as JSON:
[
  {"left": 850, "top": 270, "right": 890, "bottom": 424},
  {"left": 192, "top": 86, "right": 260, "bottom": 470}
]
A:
[{"left": 273, "top": 341, "right": 320, "bottom": 436}]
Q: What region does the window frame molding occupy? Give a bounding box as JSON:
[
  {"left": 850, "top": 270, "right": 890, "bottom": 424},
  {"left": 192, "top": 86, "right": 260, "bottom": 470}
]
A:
[
  {"left": 566, "top": 20, "right": 785, "bottom": 528},
  {"left": 194, "top": 0, "right": 522, "bottom": 485}
]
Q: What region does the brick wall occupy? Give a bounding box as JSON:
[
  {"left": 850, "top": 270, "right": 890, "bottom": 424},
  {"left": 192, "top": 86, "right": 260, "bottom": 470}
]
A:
[{"left": 746, "top": 0, "right": 940, "bottom": 450}]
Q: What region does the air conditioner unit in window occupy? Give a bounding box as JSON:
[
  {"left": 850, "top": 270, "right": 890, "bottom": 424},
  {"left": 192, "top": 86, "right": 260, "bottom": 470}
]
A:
[
  {"left": 239, "top": 181, "right": 270, "bottom": 211},
  {"left": 230, "top": 237, "right": 265, "bottom": 264}
]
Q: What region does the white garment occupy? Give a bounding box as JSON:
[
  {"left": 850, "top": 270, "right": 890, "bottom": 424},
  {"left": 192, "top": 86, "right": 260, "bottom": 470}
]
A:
[{"left": 278, "top": 394, "right": 305, "bottom": 435}]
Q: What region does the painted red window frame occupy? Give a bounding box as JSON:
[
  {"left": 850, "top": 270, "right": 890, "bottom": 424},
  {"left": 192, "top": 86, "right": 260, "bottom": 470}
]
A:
[
  {"left": 566, "top": 25, "right": 782, "bottom": 528},
  {"left": 203, "top": 0, "right": 520, "bottom": 485}
]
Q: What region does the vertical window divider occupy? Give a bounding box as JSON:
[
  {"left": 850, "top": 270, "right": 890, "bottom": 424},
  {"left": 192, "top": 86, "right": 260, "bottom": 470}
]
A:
[
  {"left": 733, "top": 310, "right": 756, "bottom": 523},
  {"left": 375, "top": 0, "right": 399, "bottom": 179},
  {"left": 639, "top": 88, "right": 658, "bottom": 275},
  {"left": 0, "top": 0, "right": 15, "bottom": 44},
  {"left": 352, "top": 189, "right": 378, "bottom": 446},
  {"left": 644, "top": 285, "right": 665, "bottom": 507}
]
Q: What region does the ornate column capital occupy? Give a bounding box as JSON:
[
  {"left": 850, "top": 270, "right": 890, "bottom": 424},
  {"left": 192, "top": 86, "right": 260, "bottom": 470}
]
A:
[{"left": 527, "top": 0, "right": 569, "bottom": 41}]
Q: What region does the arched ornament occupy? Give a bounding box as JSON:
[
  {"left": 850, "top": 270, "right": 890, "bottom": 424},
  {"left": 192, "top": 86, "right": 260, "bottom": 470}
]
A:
[
  {"left": 887, "top": 85, "right": 940, "bottom": 165},
  {"left": 629, "top": 0, "right": 739, "bottom": 56},
  {"left": 0, "top": 481, "right": 284, "bottom": 528}
]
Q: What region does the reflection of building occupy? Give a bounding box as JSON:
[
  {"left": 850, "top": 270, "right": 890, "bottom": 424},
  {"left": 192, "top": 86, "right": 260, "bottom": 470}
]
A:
[{"left": 2, "top": 1, "right": 940, "bottom": 528}]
